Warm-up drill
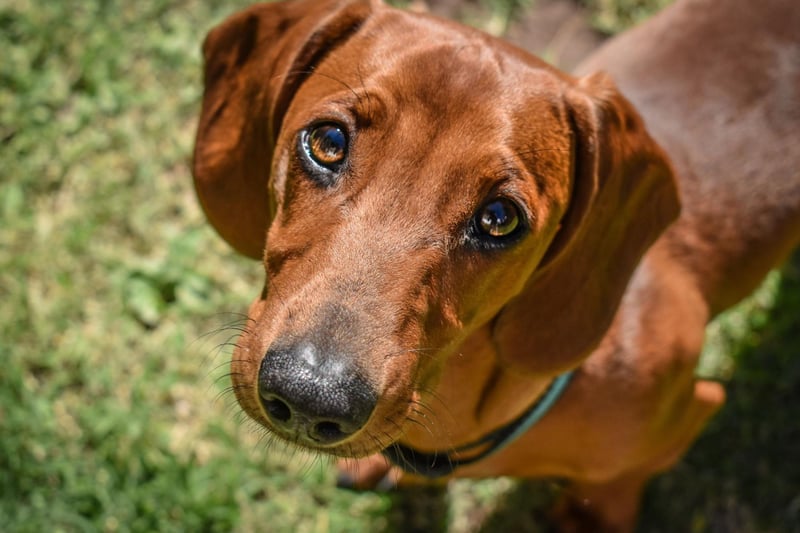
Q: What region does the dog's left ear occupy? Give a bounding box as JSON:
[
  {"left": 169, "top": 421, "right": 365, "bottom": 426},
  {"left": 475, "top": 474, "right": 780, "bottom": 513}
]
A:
[
  {"left": 493, "top": 73, "right": 680, "bottom": 375},
  {"left": 193, "top": 0, "right": 376, "bottom": 259}
]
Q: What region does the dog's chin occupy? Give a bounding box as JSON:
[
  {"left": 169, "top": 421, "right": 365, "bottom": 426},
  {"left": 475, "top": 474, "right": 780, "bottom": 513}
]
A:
[
  {"left": 275, "top": 433, "right": 395, "bottom": 459},
  {"left": 255, "top": 420, "right": 406, "bottom": 459},
  {"left": 238, "top": 392, "right": 415, "bottom": 459}
]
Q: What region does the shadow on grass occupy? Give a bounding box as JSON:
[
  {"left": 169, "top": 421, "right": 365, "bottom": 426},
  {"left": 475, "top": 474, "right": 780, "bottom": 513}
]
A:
[
  {"left": 381, "top": 485, "right": 449, "bottom": 533},
  {"left": 475, "top": 481, "right": 557, "bottom": 533},
  {"left": 379, "top": 479, "right": 558, "bottom": 533},
  {"left": 642, "top": 253, "right": 800, "bottom": 532}
]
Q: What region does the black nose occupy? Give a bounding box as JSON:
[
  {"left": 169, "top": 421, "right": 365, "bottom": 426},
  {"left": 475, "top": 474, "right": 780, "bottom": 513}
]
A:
[{"left": 257, "top": 343, "right": 377, "bottom": 446}]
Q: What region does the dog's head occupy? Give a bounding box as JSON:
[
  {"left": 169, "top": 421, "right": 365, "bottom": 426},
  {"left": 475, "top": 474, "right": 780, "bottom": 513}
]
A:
[{"left": 193, "top": 0, "right": 679, "bottom": 456}]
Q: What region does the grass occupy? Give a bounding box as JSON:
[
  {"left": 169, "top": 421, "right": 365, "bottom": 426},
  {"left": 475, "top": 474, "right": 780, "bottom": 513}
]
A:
[
  {"left": 580, "top": 0, "right": 674, "bottom": 33},
  {"left": 0, "top": 1, "right": 389, "bottom": 531},
  {"left": 2, "top": 0, "right": 798, "bottom": 532}
]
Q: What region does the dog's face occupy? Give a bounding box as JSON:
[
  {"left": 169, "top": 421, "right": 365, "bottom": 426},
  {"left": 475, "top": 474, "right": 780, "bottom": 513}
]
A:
[
  {"left": 194, "top": 0, "right": 678, "bottom": 456},
  {"left": 239, "top": 26, "right": 573, "bottom": 455}
]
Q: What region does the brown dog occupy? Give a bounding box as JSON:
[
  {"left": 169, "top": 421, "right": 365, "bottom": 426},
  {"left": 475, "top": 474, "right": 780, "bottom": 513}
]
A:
[{"left": 192, "top": 0, "right": 800, "bottom": 530}]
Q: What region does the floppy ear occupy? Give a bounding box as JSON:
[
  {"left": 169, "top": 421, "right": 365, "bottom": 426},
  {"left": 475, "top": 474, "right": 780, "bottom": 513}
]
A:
[
  {"left": 493, "top": 72, "right": 680, "bottom": 375},
  {"left": 192, "top": 0, "right": 375, "bottom": 259}
]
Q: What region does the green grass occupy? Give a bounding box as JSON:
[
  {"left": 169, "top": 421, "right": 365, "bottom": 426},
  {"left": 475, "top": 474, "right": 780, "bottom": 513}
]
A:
[
  {"left": 580, "top": 0, "right": 674, "bottom": 34},
  {"left": 2, "top": 0, "right": 798, "bottom": 532},
  {"left": 0, "top": 1, "right": 389, "bottom": 531}
]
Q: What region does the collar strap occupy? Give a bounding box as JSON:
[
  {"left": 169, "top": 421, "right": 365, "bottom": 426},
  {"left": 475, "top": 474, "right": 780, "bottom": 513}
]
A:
[{"left": 382, "top": 370, "right": 574, "bottom": 478}]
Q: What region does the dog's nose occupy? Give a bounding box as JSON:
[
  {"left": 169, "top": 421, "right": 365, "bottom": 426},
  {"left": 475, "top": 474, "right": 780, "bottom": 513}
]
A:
[{"left": 257, "top": 343, "right": 376, "bottom": 445}]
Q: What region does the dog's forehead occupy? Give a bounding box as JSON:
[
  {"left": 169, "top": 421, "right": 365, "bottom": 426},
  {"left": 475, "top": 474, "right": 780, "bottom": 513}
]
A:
[
  {"left": 283, "top": 6, "right": 573, "bottom": 148},
  {"left": 274, "top": 8, "right": 574, "bottom": 246},
  {"left": 347, "top": 9, "right": 569, "bottom": 116},
  {"left": 301, "top": 12, "right": 574, "bottom": 182}
]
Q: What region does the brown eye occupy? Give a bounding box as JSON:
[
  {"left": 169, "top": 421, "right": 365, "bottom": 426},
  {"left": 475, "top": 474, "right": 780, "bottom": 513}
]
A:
[
  {"left": 478, "top": 198, "right": 520, "bottom": 237},
  {"left": 303, "top": 123, "right": 347, "bottom": 169}
]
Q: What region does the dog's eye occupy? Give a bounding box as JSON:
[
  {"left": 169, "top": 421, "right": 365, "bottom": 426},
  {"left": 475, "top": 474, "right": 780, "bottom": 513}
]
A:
[
  {"left": 477, "top": 198, "right": 520, "bottom": 238},
  {"left": 302, "top": 123, "right": 348, "bottom": 170}
]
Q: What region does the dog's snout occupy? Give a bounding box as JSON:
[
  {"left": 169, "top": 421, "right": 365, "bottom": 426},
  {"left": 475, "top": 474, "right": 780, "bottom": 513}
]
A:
[{"left": 257, "top": 343, "right": 376, "bottom": 446}]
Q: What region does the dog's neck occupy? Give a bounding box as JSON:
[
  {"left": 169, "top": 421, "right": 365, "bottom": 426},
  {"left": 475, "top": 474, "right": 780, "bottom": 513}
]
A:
[
  {"left": 401, "top": 325, "right": 558, "bottom": 452},
  {"left": 384, "top": 369, "right": 573, "bottom": 478}
]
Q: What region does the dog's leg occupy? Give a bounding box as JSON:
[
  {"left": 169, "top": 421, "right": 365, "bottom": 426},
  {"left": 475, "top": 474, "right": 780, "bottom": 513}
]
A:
[
  {"left": 650, "top": 379, "right": 727, "bottom": 472},
  {"left": 550, "top": 470, "right": 651, "bottom": 533},
  {"left": 551, "top": 379, "right": 726, "bottom": 532}
]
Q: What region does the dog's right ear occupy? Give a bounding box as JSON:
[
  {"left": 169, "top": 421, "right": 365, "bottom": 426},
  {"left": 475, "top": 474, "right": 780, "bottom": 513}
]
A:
[
  {"left": 193, "top": 0, "right": 376, "bottom": 258},
  {"left": 492, "top": 72, "right": 680, "bottom": 376}
]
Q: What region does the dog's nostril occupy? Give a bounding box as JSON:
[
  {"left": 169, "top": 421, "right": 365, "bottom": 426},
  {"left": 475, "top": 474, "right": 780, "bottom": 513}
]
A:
[
  {"left": 263, "top": 397, "right": 292, "bottom": 423},
  {"left": 312, "top": 421, "right": 348, "bottom": 443}
]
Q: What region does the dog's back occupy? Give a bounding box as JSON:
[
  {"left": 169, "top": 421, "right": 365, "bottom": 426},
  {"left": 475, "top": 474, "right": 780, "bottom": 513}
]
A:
[{"left": 579, "top": 0, "right": 800, "bottom": 314}]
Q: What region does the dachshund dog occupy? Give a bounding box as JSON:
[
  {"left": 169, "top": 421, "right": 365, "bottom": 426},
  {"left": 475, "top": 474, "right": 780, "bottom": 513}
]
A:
[{"left": 192, "top": 0, "right": 800, "bottom": 529}]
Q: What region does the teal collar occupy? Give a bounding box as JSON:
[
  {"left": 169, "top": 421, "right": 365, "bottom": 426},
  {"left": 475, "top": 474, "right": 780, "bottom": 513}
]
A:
[{"left": 382, "top": 371, "right": 574, "bottom": 478}]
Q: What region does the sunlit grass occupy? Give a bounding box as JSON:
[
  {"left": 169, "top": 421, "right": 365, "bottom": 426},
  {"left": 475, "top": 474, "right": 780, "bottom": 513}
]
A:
[{"left": 0, "top": 1, "right": 390, "bottom": 530}]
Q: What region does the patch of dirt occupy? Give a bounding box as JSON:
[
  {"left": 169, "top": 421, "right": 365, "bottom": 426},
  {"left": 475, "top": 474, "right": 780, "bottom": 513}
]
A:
[{"left": 421, "top": 0, "right": 608, "bottom": 71}]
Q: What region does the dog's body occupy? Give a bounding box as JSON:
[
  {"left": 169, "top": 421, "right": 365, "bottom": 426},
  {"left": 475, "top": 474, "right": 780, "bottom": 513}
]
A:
[
  {"left": 192, "top": 0, "right": 800, "bottom": 529},
  {"left": 582, "top": 0, "right": 800, "bottom": 315}
]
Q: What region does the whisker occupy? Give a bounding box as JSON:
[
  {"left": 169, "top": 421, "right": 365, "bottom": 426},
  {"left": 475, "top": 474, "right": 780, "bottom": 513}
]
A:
[
  {"left": 283, "top": 68, "right": 364, "bottom": 110},
  {"left": 208, "top": 359, "right": 239, "bottom": 379},
  {"left": 416, "top": 386, "right": 457, "bottom": 429},
  {"left": 382, "top": 346, "right": 438, "bottom": 361},
  {"left": 355, "top": 62, "right": 374, "bottom": 121},
  {"left": 212, "top": 382, "right": 250, "bottom": 404}
]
